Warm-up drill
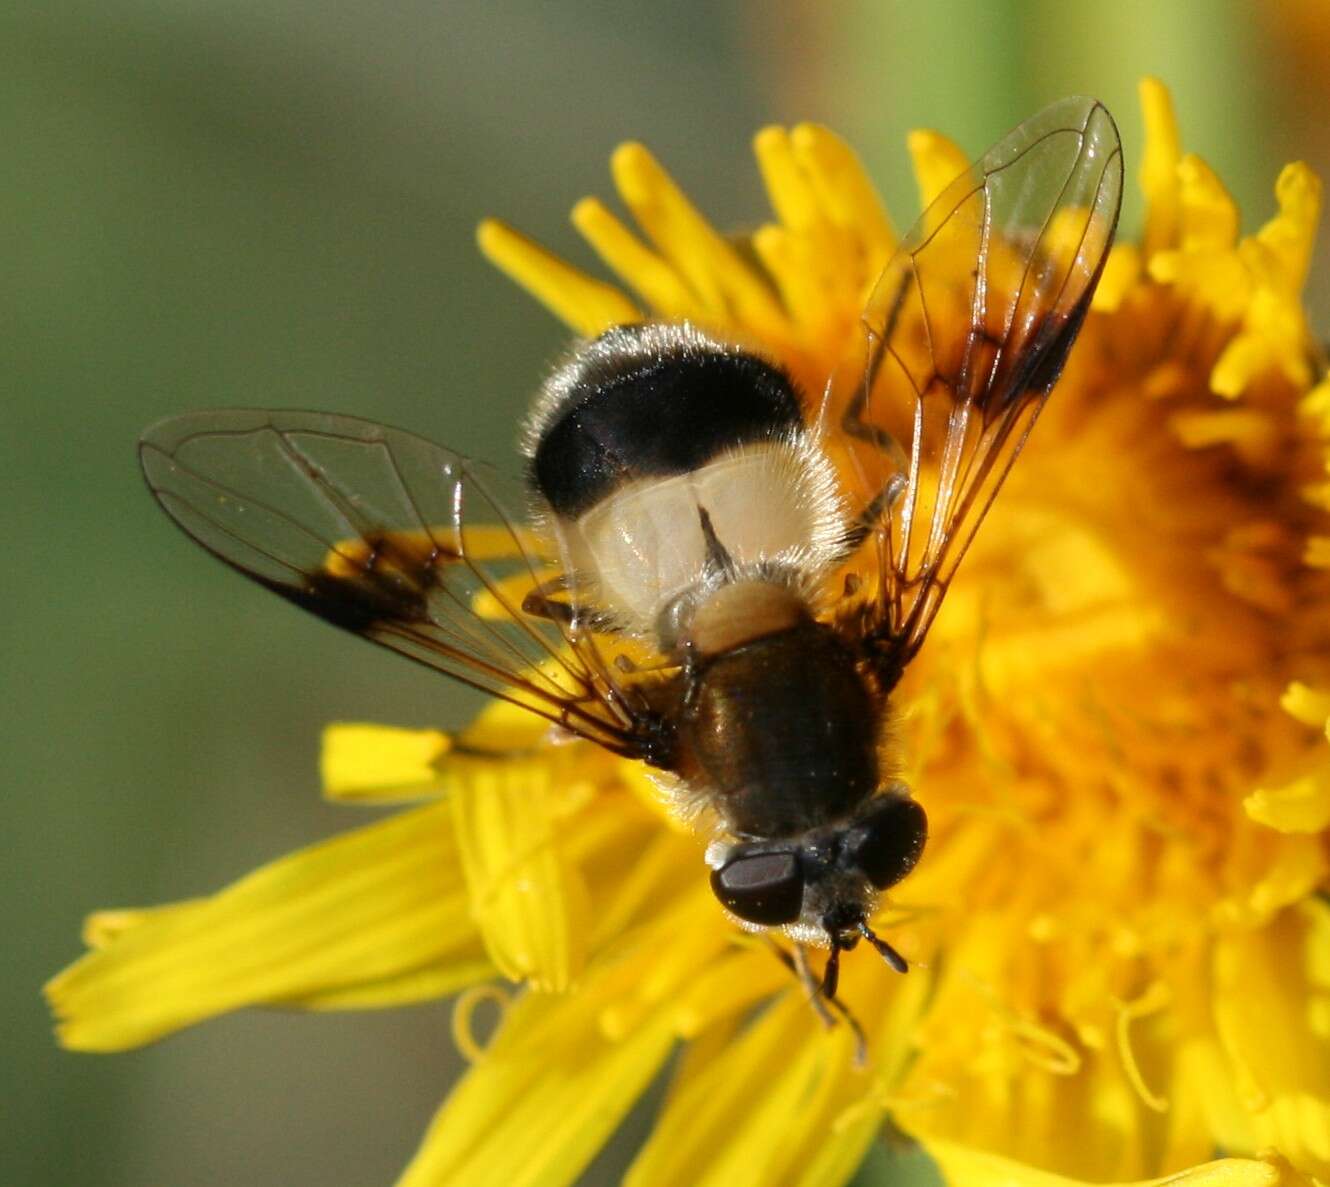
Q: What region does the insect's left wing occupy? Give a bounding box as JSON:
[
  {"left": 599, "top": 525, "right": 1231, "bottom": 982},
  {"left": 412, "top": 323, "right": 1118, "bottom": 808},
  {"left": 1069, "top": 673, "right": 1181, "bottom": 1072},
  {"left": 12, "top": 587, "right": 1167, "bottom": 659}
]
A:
[
  {"left": 139, "top": 409, "right": 660, "bottom": 758},
  {"left": 829, "top": 96, "right": 1123, "bottom": 682}
]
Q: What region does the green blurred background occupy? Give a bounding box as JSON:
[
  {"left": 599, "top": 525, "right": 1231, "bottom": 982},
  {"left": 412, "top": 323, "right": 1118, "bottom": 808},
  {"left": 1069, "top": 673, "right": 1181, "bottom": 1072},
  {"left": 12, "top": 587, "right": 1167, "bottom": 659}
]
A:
[{"left": 7, "top": 2, "right": 1328, "bottom": 1183}]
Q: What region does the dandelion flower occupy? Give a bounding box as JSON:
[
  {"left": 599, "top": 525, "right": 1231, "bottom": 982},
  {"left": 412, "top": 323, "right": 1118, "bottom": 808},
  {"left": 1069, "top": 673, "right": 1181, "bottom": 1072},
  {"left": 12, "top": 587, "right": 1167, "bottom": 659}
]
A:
[{"left": 48, "top": 78, "right": 1330, "bottom": 1187}]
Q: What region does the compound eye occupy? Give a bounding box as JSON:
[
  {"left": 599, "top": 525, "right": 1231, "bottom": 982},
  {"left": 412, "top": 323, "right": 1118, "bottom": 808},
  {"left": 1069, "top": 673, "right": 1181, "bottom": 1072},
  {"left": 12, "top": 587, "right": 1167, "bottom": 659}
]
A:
[
  {"left": 844, "top": 796, "right": 928, "bottom": 889},
  {"left": 709, "top": 849, "right": 803, "bottom": 925}
]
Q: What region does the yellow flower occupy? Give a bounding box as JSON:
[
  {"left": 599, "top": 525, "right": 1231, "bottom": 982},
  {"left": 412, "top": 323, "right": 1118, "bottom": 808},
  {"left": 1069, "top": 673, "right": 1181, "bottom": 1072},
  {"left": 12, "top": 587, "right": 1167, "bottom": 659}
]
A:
[{"left": 48, "top": 77, "right": 1330, "bottom": 1187}]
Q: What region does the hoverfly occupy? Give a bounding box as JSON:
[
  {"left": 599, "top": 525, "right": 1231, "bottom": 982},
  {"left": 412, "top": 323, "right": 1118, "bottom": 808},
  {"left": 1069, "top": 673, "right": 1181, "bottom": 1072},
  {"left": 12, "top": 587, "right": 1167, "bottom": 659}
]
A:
[{"left": 139, "top": 97, "right": 1122, "bottom": 1026}]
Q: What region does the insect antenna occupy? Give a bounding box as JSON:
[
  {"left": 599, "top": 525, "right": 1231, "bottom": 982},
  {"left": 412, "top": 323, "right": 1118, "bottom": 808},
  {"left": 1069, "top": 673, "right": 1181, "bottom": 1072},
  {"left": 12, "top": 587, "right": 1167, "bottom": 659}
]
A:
[{"left": 857, "top": 920, "right": 908, "bottom": 973}]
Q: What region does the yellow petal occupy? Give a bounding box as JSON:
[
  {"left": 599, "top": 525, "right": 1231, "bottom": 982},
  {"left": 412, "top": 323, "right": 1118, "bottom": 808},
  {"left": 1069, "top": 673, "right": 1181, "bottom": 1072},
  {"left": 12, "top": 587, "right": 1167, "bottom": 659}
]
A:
[
  {"left": 1139, "top": 77, "right": 1182, "bottom": 258},
  {"left": 321, "top": 723, "right": 452, "bottom": 802},
  {"left": 571, "top": 195, "right": 699, "bottom": 319},
  {"left": 1245, "top": 834, "right": 1329, "bottom": 920},
  {"left": 754, "top": 125, "right": 823, "bottom": 235},
  {"left": 1299, "top": 481, "right": 1330, "bottom": 513},
  {"left": 1092, "top": 244, "right": 1142, "bottom": 312},
  {"left": 1212, "top": 331, "right": 1282, "bottom": 399},
  {"left": 1149, "top": 244, "right": 1252, "bottom": 323},
  {"left": 629, "top": 955, "right": 932, "bottom": 1187},
  {"left": 450, "top": 754, "right": 591, "bottom": 992},
  {"left": 476, "top": 218, "right": 640, "bottom": 336},
  {"left": 751, "top": 124, "right": 869, "bottom": 346},
  {"left": 46, "top": 803, "right": 482, "bottom": 1050},
  {"left": 1305, "top": 536, "right": 1330, "bottom": 570},
  {"left": 1300, "top": 377, "right": 1330, "bottom": 428},
  {"left": 907, "top": 129, "right": 970, "bottom": 210},
  {"left": 923, "top": 1140, "right": 1314, "bottom": 1187},
  {"left": 288, "top": 960, "right": 494, "bottom": 1010},
  {"left": 1177, "top": 154, "right": 1240, "bottom": 251},
  {"left": 1245, "top": 768, "right": 1330, "bottom": 834},
  {"left": 1173, "top": 1034, "right": 1260, "bottom": 1166},
  {"left": 624, "top": 994, "right": 818, "bottom": 1187},
  {"left": 1281, "top": 682, "right": 1330, "bottom": 730},
  {"left": 751, "top": 223, "right": 831, "bottom": 338},
  {"left": 598, "top": 888, "right": 732, "bottom": 1041},
  {"left": 396, "top": 981, "right": 676, "bottom": 1187},
  {"left": 668, "top": 946, "right": 787, "bottom": 1039},
  {"left": 81, "top": 900, "right": 201, "bottom": 949},
  {"left": 1256, "top": 162, "right": 1323, "bottom": 291},
  {"left": 1212, "top": 902, "right": 1330, "bottom": 1177},
  {"left": 609, "top": 141, "right": 787, "bottom": 339},
  {"left": 587, "top": 827, "right": 702, "bottom": 952},
  {"left": 457, "top": 698, "right": 553, "bottom": 752},
  {"left": 1171, "top": 409, "right": 1279, "bottom": 467},
  {"left": 790, "top": 121, "right": 896, "bottom": 260}
]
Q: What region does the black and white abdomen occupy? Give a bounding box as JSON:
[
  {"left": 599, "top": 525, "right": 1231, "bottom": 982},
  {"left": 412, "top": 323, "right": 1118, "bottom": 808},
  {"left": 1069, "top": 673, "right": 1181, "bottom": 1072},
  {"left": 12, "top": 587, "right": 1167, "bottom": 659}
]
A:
[{"left": 524, "top": 323, "right": 848, "bottom": 637}]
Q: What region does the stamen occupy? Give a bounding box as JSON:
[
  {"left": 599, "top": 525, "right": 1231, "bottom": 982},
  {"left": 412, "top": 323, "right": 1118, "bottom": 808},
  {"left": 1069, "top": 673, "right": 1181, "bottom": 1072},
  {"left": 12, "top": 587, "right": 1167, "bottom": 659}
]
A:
[
  {"left": 834, "top": 1079, "right": 958, "bottom": 1134},
  {"left": 450, "top": 984, "right": 512, "bottom": 1064},
  {"left": 1114, "top": 982, "right": 1172, "bottom": 1113},
  {"left": 1007, "top": 1015, "right": 1082, "bottom": 1076},
  {"left": 960, "top": 970, "right": 1083, "bottom": 1075}
]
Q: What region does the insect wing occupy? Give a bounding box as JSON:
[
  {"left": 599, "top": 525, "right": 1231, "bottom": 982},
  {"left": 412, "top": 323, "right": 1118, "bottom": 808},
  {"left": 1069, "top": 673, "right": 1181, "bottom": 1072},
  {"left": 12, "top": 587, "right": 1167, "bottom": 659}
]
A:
[
  {"left": 139, "top": 409, "right": 652, "bottom": 754},
  {"left": 834, "top": 97, "right": 1123, "bottom": 675}
]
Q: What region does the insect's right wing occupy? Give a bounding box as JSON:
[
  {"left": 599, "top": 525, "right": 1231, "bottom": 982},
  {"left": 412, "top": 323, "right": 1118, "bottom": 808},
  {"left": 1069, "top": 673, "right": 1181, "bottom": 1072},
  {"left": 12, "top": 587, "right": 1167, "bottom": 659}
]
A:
[
  {"left": 824, "top": 97, "right": 1123, "bottom": 684},
  {"left": 139, "top": 409, "right": 661, "bottom": 758}
]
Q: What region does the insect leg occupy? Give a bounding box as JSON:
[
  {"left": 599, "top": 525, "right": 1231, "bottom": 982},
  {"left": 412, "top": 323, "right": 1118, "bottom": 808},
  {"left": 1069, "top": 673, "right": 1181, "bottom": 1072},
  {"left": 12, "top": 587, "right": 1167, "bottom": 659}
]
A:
[
  {"left": 521, "top": 582, "right": 619, "bottom": 639},
  {"left": 821, "top": 938, "right": 843, "bottom": 1001},
  {"left": 769, "top": 939, "right": 868, "bottom": 1065},
  {"left": 789, "top": 942, "right": 836, "bottom": 1028},
  {"left": 840, "top": 263, "right": 911, "bottom": 455},
  {"left": 841, "top": 472, "right": 908, "bottom": 554},
  {"left": 836, "top": 260, "right": 913, "bottom": 558},
  {"left": 841, "top": 366, "right": 908, "bottom": 461},
  {"left": 521, "top": 573, "right": 576, "bottom": 625}
]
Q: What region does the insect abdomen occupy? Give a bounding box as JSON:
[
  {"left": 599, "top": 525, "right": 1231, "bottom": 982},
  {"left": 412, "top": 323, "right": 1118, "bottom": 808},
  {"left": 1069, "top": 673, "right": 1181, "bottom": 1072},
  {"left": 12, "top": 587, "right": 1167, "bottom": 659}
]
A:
[
  {"left": 524, "top": 324, "right": 847, "bottom": 632},
  {"left": 527, "top": 323, "right": 803, "bottom": 519}
]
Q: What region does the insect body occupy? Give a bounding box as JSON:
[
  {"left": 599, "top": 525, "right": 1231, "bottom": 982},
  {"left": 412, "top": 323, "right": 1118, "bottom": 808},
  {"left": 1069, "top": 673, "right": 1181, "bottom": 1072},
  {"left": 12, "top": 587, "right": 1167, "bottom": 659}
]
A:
[
  {"left": 525, "top": 322, "right": 922, "bottom": 970},
  {"left": 139, "top": 96, "right": 1122, "bottom": 1007}
]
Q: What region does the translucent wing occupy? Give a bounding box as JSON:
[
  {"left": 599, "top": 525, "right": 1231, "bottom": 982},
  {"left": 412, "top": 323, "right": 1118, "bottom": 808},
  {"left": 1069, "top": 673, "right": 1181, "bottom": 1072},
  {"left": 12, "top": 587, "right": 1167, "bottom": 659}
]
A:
[
  {"left": 830, "top": 96, "right": 1123, "bottom": 681},
  {"left": 139, "top": 409, "right": 662, "bottom": 758}
]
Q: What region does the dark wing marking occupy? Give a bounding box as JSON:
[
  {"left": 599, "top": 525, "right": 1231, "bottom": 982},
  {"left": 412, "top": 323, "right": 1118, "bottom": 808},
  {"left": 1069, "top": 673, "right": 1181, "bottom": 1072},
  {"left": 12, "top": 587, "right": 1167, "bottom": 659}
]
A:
[
  {"left": 830, "top": 96, "right": 1123, "bottom": 682},
  {"left": 139, "top": 409, "right": 665, "bottom": 758}
]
